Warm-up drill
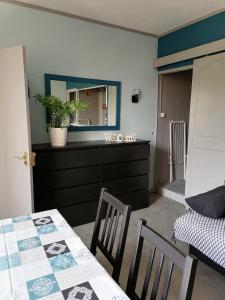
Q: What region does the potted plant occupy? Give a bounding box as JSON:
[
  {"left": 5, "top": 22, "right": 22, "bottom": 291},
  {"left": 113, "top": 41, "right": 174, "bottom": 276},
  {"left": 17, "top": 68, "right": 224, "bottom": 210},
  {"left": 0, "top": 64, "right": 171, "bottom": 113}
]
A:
[{"left": 34, "top": 94, "right": 88, "bottom": 147}]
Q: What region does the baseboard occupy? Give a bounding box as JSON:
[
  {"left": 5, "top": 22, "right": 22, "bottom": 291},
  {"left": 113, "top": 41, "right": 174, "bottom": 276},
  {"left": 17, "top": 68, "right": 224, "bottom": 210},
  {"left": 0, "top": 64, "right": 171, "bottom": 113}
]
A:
[{"left": 157, "top": 185, "right": 186, "bottom": 206}]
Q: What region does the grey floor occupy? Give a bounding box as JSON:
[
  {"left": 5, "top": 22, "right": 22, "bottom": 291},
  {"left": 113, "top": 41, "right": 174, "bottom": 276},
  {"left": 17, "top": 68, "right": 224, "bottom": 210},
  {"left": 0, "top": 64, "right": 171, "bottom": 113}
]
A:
[
  {"left": 74, "top": 193, "right": 225, "bottom": 299},
  {"left": 162, "top": 180, "right": 185, "bottom": 195}
]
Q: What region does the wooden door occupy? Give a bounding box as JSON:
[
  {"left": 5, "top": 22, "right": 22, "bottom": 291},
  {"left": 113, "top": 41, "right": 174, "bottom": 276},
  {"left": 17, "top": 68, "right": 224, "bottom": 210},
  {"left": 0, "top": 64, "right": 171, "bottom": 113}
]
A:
[
  {"left": 0, "top": 46, "right": 33, "bottom": 218},
  {"left": 186, "top": 52, "right": 225, "bottom": 197}
]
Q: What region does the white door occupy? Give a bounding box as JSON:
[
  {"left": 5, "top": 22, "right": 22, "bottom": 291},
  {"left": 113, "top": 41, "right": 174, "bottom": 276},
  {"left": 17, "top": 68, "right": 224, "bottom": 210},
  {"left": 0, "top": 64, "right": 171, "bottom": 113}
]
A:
[
  {"left": 0, "top": 45, "right": 33, "bottom": 218},
  {"left": 186, "top": 52, "right": 225, "bottom": 197}
]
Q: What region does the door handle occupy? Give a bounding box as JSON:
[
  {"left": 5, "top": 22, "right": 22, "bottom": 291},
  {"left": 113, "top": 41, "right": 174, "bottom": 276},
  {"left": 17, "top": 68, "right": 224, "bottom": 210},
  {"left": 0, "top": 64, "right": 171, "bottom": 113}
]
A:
[
  {"left": 14, "top": 152, "right": 28, "bottom": 166},
  {"left": 14, "top": 152, "right": 36, "bottom": 166}
]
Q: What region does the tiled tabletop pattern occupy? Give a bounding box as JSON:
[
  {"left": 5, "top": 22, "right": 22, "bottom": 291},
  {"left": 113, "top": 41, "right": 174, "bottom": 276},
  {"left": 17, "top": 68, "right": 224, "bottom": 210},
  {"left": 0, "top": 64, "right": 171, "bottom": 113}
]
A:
[{"left": 0, "top": 209, "right": 129, "bottom": 300}]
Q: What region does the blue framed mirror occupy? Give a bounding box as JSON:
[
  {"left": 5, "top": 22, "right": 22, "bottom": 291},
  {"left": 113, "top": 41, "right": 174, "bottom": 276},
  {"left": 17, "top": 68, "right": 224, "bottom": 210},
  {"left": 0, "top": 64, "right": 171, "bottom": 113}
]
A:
[{"left": 45, "top": 74, "right": 121, "bottom": 131}]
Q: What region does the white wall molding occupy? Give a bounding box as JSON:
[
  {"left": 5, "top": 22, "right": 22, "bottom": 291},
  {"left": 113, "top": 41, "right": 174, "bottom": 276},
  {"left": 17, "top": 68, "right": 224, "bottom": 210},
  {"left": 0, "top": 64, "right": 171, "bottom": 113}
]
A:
[
  {"left": 158, "top": 65, "right": 193, "bottom": 74},
  {"left": 154, "top": 37, "right": 225, "bottom": 68}
]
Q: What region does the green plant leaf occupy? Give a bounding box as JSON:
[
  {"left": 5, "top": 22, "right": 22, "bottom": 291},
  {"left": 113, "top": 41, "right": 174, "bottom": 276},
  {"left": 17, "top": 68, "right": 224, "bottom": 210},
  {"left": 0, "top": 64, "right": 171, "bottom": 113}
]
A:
[{"left": 34, "top": 94, "right": 89, "bottom": 128}]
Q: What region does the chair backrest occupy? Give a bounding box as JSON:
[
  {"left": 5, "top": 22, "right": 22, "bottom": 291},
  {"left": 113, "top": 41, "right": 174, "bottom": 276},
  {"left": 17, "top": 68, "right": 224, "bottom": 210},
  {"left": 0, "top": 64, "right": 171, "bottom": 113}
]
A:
[
  {"left": 126, "top": 219, "right": 198, "bottom": 300},
  {"left": 90, "top": 188, "right": 132, "bottom": 282}
]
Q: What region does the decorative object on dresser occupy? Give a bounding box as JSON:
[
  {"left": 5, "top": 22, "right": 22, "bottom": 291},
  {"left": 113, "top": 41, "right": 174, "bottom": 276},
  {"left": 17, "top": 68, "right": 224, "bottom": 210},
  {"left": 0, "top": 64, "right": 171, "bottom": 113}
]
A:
[
  {"left": 34, "top": 94, "right": 88, "bottom": 147},
  {"left": 104, "top": 132, "right": 137, "bottom": 143},
  {"left": 32, "top": 140, "right": 150, "bottom": 226}
]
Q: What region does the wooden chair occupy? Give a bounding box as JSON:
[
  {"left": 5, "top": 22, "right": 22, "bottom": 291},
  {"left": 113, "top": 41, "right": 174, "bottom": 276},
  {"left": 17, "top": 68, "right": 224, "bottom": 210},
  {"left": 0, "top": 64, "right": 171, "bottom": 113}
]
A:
[
  {"left": 90, "top": 188, "right": 132, "bottom": 282},
  {"left": 126, "top": 219, "right": 198, "bottom": 300}
]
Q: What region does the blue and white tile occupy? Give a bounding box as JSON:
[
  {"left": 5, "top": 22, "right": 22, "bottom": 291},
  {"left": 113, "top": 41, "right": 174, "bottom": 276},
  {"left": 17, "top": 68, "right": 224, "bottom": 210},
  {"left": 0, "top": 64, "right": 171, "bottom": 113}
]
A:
[
  {"left": 55, "top": 223, "right": 74, "bottom": 235},
  {"left": 66, "top": 238, "right": 94, "bottom": 264},
  {"left": 10, "top": 263, "right": 28, "bottom": 289},
  {"left": 13, "top": 220, "right": 35, "bottom": 231},
  {"left": 0, "top": 255, "right": 9, "bottom": 271},
  {"left": 49, "top": 252, "right": 77, "bottom": 272},
  {"left": 0, "top": 289, "right": 13, "bottom": 300},
  {"left": 44, "top": 240, "right": 70, "bottom": 258},
  {"left": 10, "top": 282, "right": 30, "bottom": 300},
  {"left": 13, "top": 227, "right": 38, "bottom": 240},
  {"left": 51, "top": 215, "right": 71, "bottom": 230},
  {"left": 3, "top": 233, "right": 20, "bottom": 255},
  {"left": 36, "top": 224, "right": 57, "bottom": 235},
  {"left": 0, "top": 235, "right": 7, "bottom": 256},
  {"left": 74, "top": 248, "right": 94, "bottom": 265},
  {"left": 0, "top": 225, "right": 4, "bottom": 234},
  {"left": 54, "top": 262, "right": 105, "bottom": 291},
  {"left": 0, "top": 221, "right": 4, "bottom": 233},
  {"left": 2, "top": 218, "right": 13, "bottom": 225},
  {"left": 0, "top": 270, "right": 13, "bottom": 299},
  {"left": 20, "top": 246, "right": 47, "bottom": 265},
  {"left": 40, "top": 292, "right": 64, "bottom": 300},
  {"left": 17, "top": 236, "right": 42, "bottom": 251},
  {"left": 62, "top": 281, "right": 99, "bottom": 300},
  {"left": 0, "top": 252, "right": 21, "bottom": 273},
  {"left": 23, "top": 259, "right": 52, "bottom": 281},
  {"left": 3, "top": 223, "right": 14, "bottom": 233},
  {"left": 33, "top": 216, "right": 53, "bottom": 227},
  {"left": 27, "top": 274, "right": 60, "bottom": 299},
  {"left": 0, "top": 253, "right": 21, "bottom": 271},
  {"left": 6, "top": 229, "right": 37, "bottom": 254},
  {"left": 12, "top": 215, "right": 31, "bottom": 223},
  {"left": 40, "top": 231, "right": 74, "bottom": 246},
  {"left": 8, "top": 252, "right": 21, "bottom": 268},
  {"left": 88, "top": 275, "right": 130, "bottom": 300}
]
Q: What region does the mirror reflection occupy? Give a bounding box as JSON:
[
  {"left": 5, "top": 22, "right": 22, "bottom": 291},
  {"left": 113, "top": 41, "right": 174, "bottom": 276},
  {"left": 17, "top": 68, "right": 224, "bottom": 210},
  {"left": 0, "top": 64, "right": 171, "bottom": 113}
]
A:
[{"left": 50, "top": 79, "right": 119, "bottom": 128}]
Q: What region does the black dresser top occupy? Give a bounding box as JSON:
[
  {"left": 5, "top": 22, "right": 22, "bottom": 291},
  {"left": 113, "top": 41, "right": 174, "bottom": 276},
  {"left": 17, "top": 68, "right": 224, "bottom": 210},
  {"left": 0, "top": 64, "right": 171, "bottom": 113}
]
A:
[{"left": 32, "top": 139, "right": 150, "bottom": 152}]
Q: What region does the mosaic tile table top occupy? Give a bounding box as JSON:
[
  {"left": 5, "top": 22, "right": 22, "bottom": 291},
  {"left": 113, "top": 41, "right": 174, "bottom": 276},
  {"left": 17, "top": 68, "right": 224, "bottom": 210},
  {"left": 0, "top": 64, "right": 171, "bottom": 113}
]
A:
[{"left": 0, "top": 209, "right": 129, "bottom": 300}]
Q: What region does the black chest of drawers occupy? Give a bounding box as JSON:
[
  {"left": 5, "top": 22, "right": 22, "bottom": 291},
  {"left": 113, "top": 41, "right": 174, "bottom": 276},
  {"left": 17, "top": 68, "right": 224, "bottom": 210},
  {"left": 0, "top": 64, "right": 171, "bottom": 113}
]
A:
[{"left": 32, "top": 140, "right": 150, "bottom": 226}]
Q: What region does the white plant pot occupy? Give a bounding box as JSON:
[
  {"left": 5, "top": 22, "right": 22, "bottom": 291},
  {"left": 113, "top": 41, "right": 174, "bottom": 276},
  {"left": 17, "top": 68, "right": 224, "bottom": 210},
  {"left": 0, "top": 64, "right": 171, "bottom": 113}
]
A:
[{"left": 48, "top": 127, "right": 68, "bottom": 147}]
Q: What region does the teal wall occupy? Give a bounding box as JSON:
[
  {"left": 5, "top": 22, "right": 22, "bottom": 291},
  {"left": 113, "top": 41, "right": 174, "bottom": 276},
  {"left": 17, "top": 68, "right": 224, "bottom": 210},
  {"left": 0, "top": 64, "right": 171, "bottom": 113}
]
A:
[
  {"left": 66, "top": 82, "right": 97, "bottom": 90},
  {"left": 158, "top": 10, "right": 225, "bottom": 70},
  {"left": 0, "top": 2, "right": 157, "bottom": 187}
]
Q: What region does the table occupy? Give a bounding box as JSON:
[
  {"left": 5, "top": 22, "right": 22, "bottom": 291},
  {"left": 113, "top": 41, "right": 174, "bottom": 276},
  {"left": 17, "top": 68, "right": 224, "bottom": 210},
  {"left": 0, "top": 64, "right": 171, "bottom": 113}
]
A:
[{"left": 0, "top": 209, "right": 129, "bottom": 300}]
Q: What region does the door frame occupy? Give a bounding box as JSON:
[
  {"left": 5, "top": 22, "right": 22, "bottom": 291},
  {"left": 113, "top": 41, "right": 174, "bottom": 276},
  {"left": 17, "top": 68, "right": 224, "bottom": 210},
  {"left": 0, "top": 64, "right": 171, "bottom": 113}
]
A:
[{"left": 154, "top": 66, "right": 193, "bottom": 191}]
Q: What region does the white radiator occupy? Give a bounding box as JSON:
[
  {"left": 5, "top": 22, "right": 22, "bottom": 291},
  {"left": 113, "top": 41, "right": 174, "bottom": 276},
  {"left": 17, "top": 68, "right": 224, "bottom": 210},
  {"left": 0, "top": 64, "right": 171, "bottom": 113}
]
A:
[{"left": 169, "top": 120, "right": 187, "bottom": 183}]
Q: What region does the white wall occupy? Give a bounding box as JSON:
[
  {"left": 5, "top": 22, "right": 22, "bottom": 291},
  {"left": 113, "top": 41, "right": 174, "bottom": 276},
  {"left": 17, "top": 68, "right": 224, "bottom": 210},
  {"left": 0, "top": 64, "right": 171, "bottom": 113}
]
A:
[{"left": 0, "top": 2, "right": 158, "bottom": 187}]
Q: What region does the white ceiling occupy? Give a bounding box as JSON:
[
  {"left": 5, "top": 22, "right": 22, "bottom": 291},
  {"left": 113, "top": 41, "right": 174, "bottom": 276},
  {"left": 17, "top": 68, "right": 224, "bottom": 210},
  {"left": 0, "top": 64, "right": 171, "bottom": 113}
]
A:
[{"left": 14, "top": 0, "right": 225, "bottom": 36}]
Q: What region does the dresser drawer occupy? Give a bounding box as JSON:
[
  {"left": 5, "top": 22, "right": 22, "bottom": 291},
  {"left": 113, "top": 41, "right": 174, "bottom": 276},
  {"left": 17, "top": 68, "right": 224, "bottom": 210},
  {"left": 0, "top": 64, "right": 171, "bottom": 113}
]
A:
[
  {"left": 103, "top": 175, "right": 149, "bottom": 194},
  {"left": 58, "top": 201, "right": 99, "bottom": 227},
  {"left": 100, "top": 144, "right": 150, "bottom": 163},
  {"left": 35, "top": 166, "right": 100, "bottom": 190},
  {"left": 35, "top": 148, "right": 99, "bottom": 170},
  {"left": 119, "top": 190, "right": 149, "bottom": 210},
  {"left": 102, "top": 160, "right": 149, "bottom": 181},
  {"left": 35, "top": 184, "right": 100, "bottom": 211}
]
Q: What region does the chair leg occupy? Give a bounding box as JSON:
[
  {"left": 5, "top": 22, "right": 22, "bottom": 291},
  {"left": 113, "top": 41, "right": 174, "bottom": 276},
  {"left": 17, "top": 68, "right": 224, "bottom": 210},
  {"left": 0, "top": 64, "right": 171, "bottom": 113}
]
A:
[
  {"left": 90, "top": 188, "right": 105, "bottom": 256},
  {"left": 112, "top": 265, "right": 121, "bottom": 283},
  {"left": 90, "top": 240, "right": 97, "bottom": 256}
]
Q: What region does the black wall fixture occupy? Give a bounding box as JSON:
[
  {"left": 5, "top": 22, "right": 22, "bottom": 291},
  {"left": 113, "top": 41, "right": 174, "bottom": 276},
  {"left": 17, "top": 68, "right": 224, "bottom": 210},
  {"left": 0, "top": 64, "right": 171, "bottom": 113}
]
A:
[{"left": 132, "top": 89, "right": 141, "bottom": 103}]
